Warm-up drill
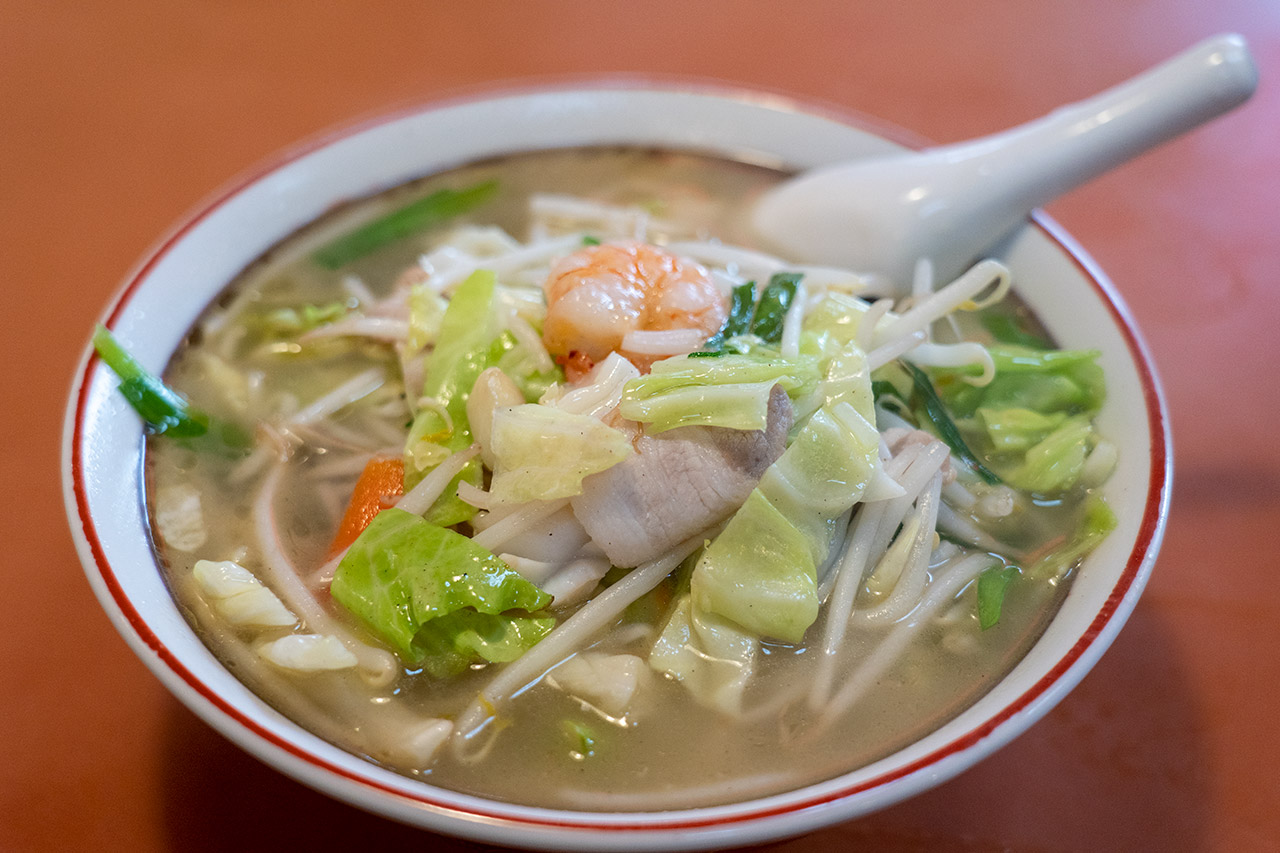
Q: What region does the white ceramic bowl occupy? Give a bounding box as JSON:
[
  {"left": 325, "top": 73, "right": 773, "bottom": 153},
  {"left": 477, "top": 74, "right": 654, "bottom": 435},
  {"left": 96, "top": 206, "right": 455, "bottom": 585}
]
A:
[{"left": 62, "top": 84, "right": 1171, "bottom": 850}]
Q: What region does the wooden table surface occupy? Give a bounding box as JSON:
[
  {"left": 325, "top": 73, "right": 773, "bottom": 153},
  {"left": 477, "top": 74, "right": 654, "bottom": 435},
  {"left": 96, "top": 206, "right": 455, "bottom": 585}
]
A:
[{"left": 4, "top": 2, "right": 1278, "bottom": 850}]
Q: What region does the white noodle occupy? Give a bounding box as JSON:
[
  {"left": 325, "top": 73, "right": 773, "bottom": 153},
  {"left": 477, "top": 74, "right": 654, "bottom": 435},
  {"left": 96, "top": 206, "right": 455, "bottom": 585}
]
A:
[
  {"left": 818, "top": 552, "right": 997, "bottom": 729},
  {"left": 867, "top": 329, "right": 927, "bottom": 370},
  {"left": 856, "top": 298, "right": 895, "bottom": 352},
  {"left": 300, "top": 316, "right": 410, "bottom": 343},
  {"left": 873, "top": 259, "right": 1011, "bottom": 347},
  {"left": 287, "top": 368, "right": 385, "bottom": 428},
  {"left": 860, "top": 468, "right": 944, "bottom": 625},
  {"left": 621, "top": 328, "right": 708, "bottom": 356},
  {"left": 907, "top": 341, "right": 996, "bottom": 386},
  {"left": 470, "top": 498, "right": 570, "bottom": 553}
]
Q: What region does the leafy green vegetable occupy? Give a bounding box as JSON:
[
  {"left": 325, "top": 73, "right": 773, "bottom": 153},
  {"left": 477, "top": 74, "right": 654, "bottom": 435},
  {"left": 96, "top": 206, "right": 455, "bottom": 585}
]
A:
[
  {"left": 403, "top": 270, "right": 499, "bottom": 523},
  {"left": 246, "top": 301, "right": 350, "bottom": 338},
  {"left": 981, "top": 312, "right": 1053, "bottom": 350},
  {"left": 977, "top": 407, "right": 1068, "bottom": 453},
  {"left": 691, "top": 490, "right": 818, "bottom": 643},
  {"left": 93, "top": 325, "right": 209, "bottom": 437},
  {"left": 977, "top": 565, "right": 1018, "bottom": 630},
  {"left": 649, "top": 593, "right": 758, "bottom": 714},
  {"left": 749, "top": 273, "right": 801, "bottom": 344},
  {"left": 998, "top": 415, "right": 1094, "bottom": 494},
  {"left": 905, "top": 361, "right": 1002, "bottom": 485},
  {"left": 933, "top": 345, "right": 1105, "bottom": 418},
  {"left": 406, "top": 286, "right": 448, "bottom": 353},
  {"left": 490, "top": 330, "right": 563, "bottom": 402},
  {"left": 696, "top": 281, "right": 758, "bottom": 354},
  {"left": 413, "top": 609, "right": 555, "bottom": 679},
  {"left": 330, "top": 508, "right": 553, "bottom": 676},
  {"left": 562, "top": 720, "right": 597, "bottom": 759},
  {"left": 487, "top": 404, "right": 633, "bottom": 503},
  {"left": 694, "top": 273, "right": 801, "bottom": 355},
  {"left": 619, "top": 352, "right": 818, "bottom": 432},
  {"left": 312, "top": 180, "right": 499, "bottom": 269}
]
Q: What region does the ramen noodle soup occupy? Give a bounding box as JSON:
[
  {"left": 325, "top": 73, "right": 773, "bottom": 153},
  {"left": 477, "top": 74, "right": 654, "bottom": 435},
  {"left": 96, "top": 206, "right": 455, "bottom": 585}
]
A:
[{"left": 114, "top": 148, "right": 1116, "bottom": 810}]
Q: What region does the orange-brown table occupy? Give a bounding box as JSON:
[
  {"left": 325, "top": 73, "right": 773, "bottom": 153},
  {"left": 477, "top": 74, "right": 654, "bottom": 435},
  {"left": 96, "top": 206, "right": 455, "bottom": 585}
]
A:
[{"left": 4, "top": 2, "right": 1278, "bottom": 850}]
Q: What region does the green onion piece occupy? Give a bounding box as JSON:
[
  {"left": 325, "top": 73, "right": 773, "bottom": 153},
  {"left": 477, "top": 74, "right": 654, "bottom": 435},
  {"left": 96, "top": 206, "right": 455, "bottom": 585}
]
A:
[
  {"left": 977, "top": 565, "right": 1019, "bottom": 630},
  {"left": 562, "top": 720, "right": 597, "bottom": 759},
  {"left": 91, "top": 325, "right": 209, "bottom": 438},
  {"left": 312, "top": 180, "right": 499, "bottom": 269},
  {"left": 905, "top": 361, "right": 1001, "bottom": 484},
  {"left": 750, "top": 273, "right": 801, "bottom": 343},
  {"left": 581, "top": 235, "right": 601, "bottom": 246}
]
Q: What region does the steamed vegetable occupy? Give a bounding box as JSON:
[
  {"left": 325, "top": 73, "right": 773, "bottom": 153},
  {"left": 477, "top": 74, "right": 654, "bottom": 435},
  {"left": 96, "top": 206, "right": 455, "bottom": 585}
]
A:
[
  {"left": 976, "top": 565, "right": 1019, "bottom": 630},
  {"left": 905, "top": 362, "right": 1002, "bottom": 484},
  {"left": 650, "top": 593, "right": 758, "bottom": 714},
  {"left": 92, "top": 324, "right": 209, "bottom": 437},
  {"left": 619, "top": 352, "right": 818, "bottom": 432},
  {"left": 695, "top": 273, "right": 801, "bottom": 354},
  {"left": 487, "top": 405, "right": 633, "bottom": 503},
  {"left": 331, "top": 508, "right": 554, "bottom": 678},
  {"left": 327, "top": 455, "right": 405, "bottom": 555},
  {"left": 312, "top": 180, "right": 499, "bottom": 269},
  {"left": 691, "top": 490, "right": 818, "bottom": 642},
  {"left": 403, "top": 270, "right": 500, "bottom": 523}
]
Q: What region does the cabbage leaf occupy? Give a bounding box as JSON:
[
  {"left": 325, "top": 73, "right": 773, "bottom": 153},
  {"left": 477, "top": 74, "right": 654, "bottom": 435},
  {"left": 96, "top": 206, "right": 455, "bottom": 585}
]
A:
[
  {"left": 649, "top": 594, "right": 758, "bottom": 715},
  {"left": 331, "top": 508, "right": 553, "bottom": 676},
  {"left": 619, "top": 352, "right": 819, "bottom": 433},
  {"left": 403, "top": 270, "right": 499, "bottom": 524},
  {"left": 691, "top": 490, "right": 818, "bottom": 643},
  {"left": 487, "top": 404, "right": 633, "bottom": 503}
]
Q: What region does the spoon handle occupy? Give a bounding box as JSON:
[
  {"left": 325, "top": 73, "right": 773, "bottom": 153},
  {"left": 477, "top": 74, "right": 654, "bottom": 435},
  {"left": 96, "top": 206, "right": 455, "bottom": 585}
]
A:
[{"left": 953, "top": 33, "right": 1258, "bottom": 212}]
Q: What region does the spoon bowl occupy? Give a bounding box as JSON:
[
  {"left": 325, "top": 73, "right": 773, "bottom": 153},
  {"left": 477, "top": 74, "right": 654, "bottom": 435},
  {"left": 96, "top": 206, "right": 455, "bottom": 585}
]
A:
[{"left": 752, "top": 33, "right": 1257, "bottom": 290}]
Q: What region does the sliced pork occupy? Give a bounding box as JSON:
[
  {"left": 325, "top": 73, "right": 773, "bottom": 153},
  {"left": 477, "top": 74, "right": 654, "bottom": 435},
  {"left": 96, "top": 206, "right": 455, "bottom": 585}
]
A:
[{"left": 571, "top": 385, "right": 792, "bottom": 567}]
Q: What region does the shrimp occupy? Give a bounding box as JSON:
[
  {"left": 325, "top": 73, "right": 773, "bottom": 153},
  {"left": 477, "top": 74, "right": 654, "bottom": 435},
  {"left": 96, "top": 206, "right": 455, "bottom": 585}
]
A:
[{"left": 541, "top": 241, "right": 727, "bottom": 376}]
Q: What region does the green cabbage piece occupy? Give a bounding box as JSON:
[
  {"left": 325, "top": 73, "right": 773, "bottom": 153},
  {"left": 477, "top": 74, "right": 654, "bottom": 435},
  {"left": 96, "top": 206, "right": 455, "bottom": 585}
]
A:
[
  {"left": 488, "top": 404, "right": 633, "bottom": 503},
  {"left": 683, "top": 339, "right": 880, "bottom": 646},
  {"left": 977, "top": 407, "right": 1068, "bottom": 453},
  {"left": 934, "top": 345, "right": 1105, "bottom": 418},
  {"left": 406, "top": 285, "right": 447, "bottom": 353},
  {"left": 1000, "top": 415, "right": 1095, "bottom": 493},
  {"left": 244, "top": 301, "right": 350, "bottom": 339},
  {"left": 403, "top": 270, "right": 499, "bottom": 524},
  {"left": 330, "top": 508, "right": 553, "bottom": 677},
  {"left": 758, "top": 402, "right": 880, "bottom": 564},
  {"left": 691, "top": 490, "right": 818, "bottom": 643},
  {"left": 618, "top": 352, "right": 819, "bottom": 433},
  {"left": 977, "top": 565, "right": 1019, "bottom": 630},
  {"left": 649, "top": 593, "right": 758, "bottom": 715}
]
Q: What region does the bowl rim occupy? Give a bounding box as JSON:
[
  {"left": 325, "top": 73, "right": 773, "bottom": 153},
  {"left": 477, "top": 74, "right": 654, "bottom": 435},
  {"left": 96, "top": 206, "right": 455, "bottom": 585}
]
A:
[{"left": 63, "top": 79, "right": 1172, "bottom": 849}]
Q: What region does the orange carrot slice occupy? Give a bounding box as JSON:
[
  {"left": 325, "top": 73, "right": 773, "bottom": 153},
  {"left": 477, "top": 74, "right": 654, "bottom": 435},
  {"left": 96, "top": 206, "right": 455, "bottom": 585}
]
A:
[{"left": 327, "top": 455, "right": 405, "bottom": 556}]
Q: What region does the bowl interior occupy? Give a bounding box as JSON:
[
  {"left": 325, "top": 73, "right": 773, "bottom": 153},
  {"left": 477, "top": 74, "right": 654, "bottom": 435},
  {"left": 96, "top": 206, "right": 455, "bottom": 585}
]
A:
[{"left": 63, "top": 84, "right": 1169, "bottom": 851}]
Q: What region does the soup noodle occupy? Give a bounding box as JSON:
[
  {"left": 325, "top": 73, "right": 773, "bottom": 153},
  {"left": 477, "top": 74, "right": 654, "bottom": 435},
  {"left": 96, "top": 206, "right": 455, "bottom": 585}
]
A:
[{"left": 141, "top": 148, "right": 1116, "bottom": 810}]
